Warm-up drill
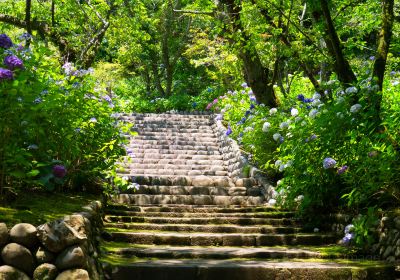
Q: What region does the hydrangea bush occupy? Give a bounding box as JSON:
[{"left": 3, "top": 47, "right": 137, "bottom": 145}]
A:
[
  {"left": 0, "top": 33, "right": 129, "bottom": 194},
  {"left": 207, "top": 67, "right": 400, "bottom": 247}
]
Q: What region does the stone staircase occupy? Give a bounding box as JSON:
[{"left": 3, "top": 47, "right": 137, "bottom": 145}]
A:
[{"left": 101, "top": 112, "right": 395, "bottom": 280}]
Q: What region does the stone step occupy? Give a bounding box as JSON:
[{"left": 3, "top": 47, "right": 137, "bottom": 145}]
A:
[
  {"left": 119, "top": 164, "right": 226, "bottom": 172},
  {"left": 129, "top": 140, "right": 220, "bottom": 147},
  {"left": 135, "top": 131, "right": 217, "bottom": 138},
  {"left": 106, "top": 231, "right": 338, "bottom": 246},
  {"left": 104, "top": 216, "right": 298, "bottom": 226},
  {"left": 107, "top": 204, "right": 278, "bottom": 213},
  {"left": 126, "top": 145, "right": 220, "bottom": 152},
  {"left": 134, "top": 124, "right": 215, "bottom": 130},
  {"left": 114, "top": 185, "right": 260, "bottom": 196},
  {"left": 112, "top": 194, "right": 264, "bottom": 206},
  {"left": 105, "top": 245, "right": 325, "bottom": 260},
  {"left": 120, "top": 169, "right": 229, "bottom": 177},
  {"left": 121, "top": 175, "right": 234, "bottom": 187},
  {"left": 104, "top": 223, "right": 303, "bottom": 234},
  {"left": 133, "top": 135, "right": 218, "bottom": 142},
  {"left": 123, "top": 150, "right": 223, "bottom": 157},
  {"left": 121, "top": 159, "right": 225, "bottom": 166},
  {"left": 133, "top": 127, "right": 215, "bottom": 133},
  {"left": 104, "top": 259, "right": 395, "bottom": 280},
  {"left": 105, "top": 210, "right": 294, "bottom": 219}
]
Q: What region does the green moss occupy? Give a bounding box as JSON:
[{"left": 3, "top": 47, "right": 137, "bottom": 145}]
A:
[{"left": 0, "top": 192, "right": 100, "bottom": 226}]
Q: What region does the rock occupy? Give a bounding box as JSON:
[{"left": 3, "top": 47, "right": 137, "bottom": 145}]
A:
[
  {"left": 35, "top": 246, "right": 55, "bottom": 264},
  {"left": 33, "top": 263, "right": 58, "bottom": 280},
  {"left": 36, "top": 215, "right": 88, "bottom": 253},
  {"left": 55, "top": 245, "right": 86, "bottom": 270},
  {"left": 192, "top": 176, "right": 212, "bottom": 187},
  {"left": 55, "top": 269, "right": 89, "bottom": 280},
  {"left": 395, "top": 246, "right": 400, "bottom": 258},
  {"left": 10, "top": 223, "right": 38, "bottom": 249},
  {"left": 0, "top": 265, "right": 30, "bottom": 280},
  {"left": 1, "top": 243, "right": 35, "bottom": 274},
  {"left": 382, "top": 246, "right": 393, "bottom": 259},
  {"left": 0, "top": 223, "right": 9, "bottom": 248}
]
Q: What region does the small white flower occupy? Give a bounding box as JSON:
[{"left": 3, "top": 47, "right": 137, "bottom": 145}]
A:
[
  {"left": 274, "top": 160, "right": 283, "bottom": 167},
  {"left": 290, "top": 108, "right": 299, "bottom": 117},
  {"left": 269, "top": 108, "right": 278, "bottom": 115},
  {"left": 295, "top": 195, "right": 304, "bottom": 202},
  {"left": 276, "top": 180, "right": 283, "bottom": 186},
  {"left": 279, "top": 164, "right": 285, "bottom": 172},
  {"left": 122, "top": 176, "right": 129, "bottom": 181},
  {"left": 350, "top": 104, "right": 362, "bottom": 113},
  {"left": 273, "top": 133, "right": 282, "bottom": 141},
  {"left": 345, "top": 86, "right": 358, "bottom": 94},
  {"left": 244, "top": 126, "right": 254, "bottom": 133},
  {"left": 279, "top": 122, "right": 289, "bottom": 129},
  {"left": 312, "top": 99, "right": 321, "bottom": 106},
  {"left": 127, "top": 183, "right": 140, "bottom": 190},
  {"left": 271, "top": 190, "right": 278, "bottom": 198},
  {"left": 313, "top": 93, "right": 321, "bottom": 100},
  {"left": 262, "top": 122, "right": 271, "bottom": 132},
  {"left": 268, "top": 198, "right": 277, "bottom": 206},
  {"left": 309, "top": 109, "right": 319, "bottom": 118}
]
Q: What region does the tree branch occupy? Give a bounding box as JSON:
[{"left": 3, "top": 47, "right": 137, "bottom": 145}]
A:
[{"left": 173, "top": 9, "right": 215, "bottom": 16}]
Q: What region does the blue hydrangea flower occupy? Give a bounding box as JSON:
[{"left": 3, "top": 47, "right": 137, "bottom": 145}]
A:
[
  {"left": 0, "top": 68, "right": 13, "bottom": 80},
  {"left": 323, "top": 157, "right": 337, "bottom": 169},
  {"left": 225, "top": 125, "right": 232, "bottom": 136},
  {"left": 4, "top": 55, "right": 23, "bottom": 70},
  {"left": 0, "top": 34, "right": 13, "bottom": 48},
  {"left": 297, "top": 94, "right": 305, "bottom": 102},
  {"left": 249, "top": 103, "right": 255, "bottom": 110},
  {"left": 337, "top": 165, "right": 348, "bottom": 175}
]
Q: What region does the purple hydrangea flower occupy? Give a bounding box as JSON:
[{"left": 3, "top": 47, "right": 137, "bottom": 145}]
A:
[
  {"left": 342, "top": 233, "right": 354, "bottom": 245},
  {"left": 212, "top": 98, "right": 218, "bottom": 104},
  {"left": 53, "top": 165, "right": 67, "bottom": 178},
  {"left": 241, "top": 82, "right": 248, "bottom": 88},
  {"left": 0, "top": 34, "right": 13, "bottom": 48},
  {"left": 225, "top": 125, "right": 232, "bottom": 136},
  {"left": 245, "top": 110, "right": 251, "bottom": 116},
  {"left": 249, "top": 103, "right": 255, "bottom": 110},
  {"left": 297, "top": 94, "right": 305, "bottom": 102},
  {"left": 4, "top": 55, "right": 24, "bottom": 70},
  {"left": 323, "top": 157, "right": 337, "bottom": 169},
  {"left": 337, "top": 165, "right": 348, "bottom": 175},
  {"left": 237, "top": 117, "right": 246, "bottom": 125},
  {"left": 0, "top": 68, "right": 13, "bottom": 80},
  {"left": 310, "top": 134, "right": 317, "bottom": 141},
  {"left": 250, "top": 96, "right": 256, "bottom": 102}
]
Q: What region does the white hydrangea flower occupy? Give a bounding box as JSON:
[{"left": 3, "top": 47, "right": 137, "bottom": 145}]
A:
[
  {"left": 244, "top": 126, "right": 254, "bottom": 133},
  {"left": 345, "top": 86, "right": 358, "bottom": 94},
  {"left": 295, "top": 195, "right": 304, "bottom": 202},
  {"left": 274, "top": 160, "right": 282, "bottom": 167},
  {"left": 279, "top": 122, "right": 289, "bottom": 129},
  {"left": 313, "top": 93, "right": 321, "bottom": 100},
  {"left": 268, "top": 198, "right": 277, "bottom": 206},
  {"left": 279, "top": 164, "right": 285, "bottom": 172},
  {"left": 312, "top": 99, "right": 321, "bottom": 106},
  {"left": 291, "top": 108, "right": 299, "bottom": 116},
  {"left": 276, "top": 180, "right": 283, "bottom": 186},
  {"left": 309, "top": 109, "right": 319, "bottom": 118},
  {"left": 350, "top": 104, "right": 362, "bottom": 113},
  {"left": 269, "top": 108, "right": 278, "bottom": 115},
  {"left": 271, "top": 190, "right": 278, "bottom": 198},
  {"left": 262, "top": 122, "right": 271, "bottom": 132},
  {"left": 273, "top": 133, "right": 282, "bottom": 141}
]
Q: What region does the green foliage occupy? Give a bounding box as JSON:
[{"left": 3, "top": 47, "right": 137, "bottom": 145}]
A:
[{"left": 0, "top": 34, "right": 128, "bottom": 194}]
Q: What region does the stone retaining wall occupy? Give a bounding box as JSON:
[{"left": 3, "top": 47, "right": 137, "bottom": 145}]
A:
[
  {"left": 372, "top": 213, "right": 400, "bottom": 263},
  {"left": 0, "top": 200, "right": 104, "bottom": 280},
  {"left": 213, "top": 115, "right": 276, "bottom": 201}
]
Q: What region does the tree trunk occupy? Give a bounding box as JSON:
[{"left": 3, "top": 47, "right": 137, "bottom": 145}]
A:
[
  {"left": 219, "top": 0, "right": 278, "bottom": 107},
  {"left": 318, "top": 0, "right": 357, "bottom": 86},
  {"left": 370, "top": 0, "right": 394, "bottom": 126}
]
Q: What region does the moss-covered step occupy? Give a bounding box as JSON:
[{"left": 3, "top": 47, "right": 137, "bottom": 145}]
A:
[
  {"left": 104, "top": 215, "right": 300, "bottom": 226},
  {"left": 105, "top": 231, "right": 338, "bottom": 246},
  {"left": 102, "top": 258, "right": 395, "bottom": 280},
  {"left": 103, "top": 222, "right": 304, "bottom": 234},
  {"left": 106, "top": 204, "right": 281, "bottom": 213},
  {"left": 105, "top": 209, "right": 295, "bottom": 219}
]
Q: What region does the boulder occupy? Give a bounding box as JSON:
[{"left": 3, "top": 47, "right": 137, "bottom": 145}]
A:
[
  {"left": 0, "top": 223, "right": 9, "bottom": 248},
  {"left": 0, "top": 265, "right": 30, "bottom": 280},
  {"left": 55, "top": 245, "right": 86, "bottom": 270},
  {"left": 33, "top": 263, "right": 58, "bottom": 280},
  {"left": 10, "top": 223, "right": 38, "bottom": 249},
  {"left": 1, "top": 243, "right": 35, "bottom": 274},
  {"left": 35, "top": 246, "right": 55, "bottom": 264},
  {"left": 55, "top": 269, "right": 89, "bottom": 280},
  {"left": 36, "top": 215, "right": 88, "bottom": 253}
]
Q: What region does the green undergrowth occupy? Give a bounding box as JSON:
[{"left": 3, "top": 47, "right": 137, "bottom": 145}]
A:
[{"left": 0, "top": 191, "right": 100, "bottom": 226}]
